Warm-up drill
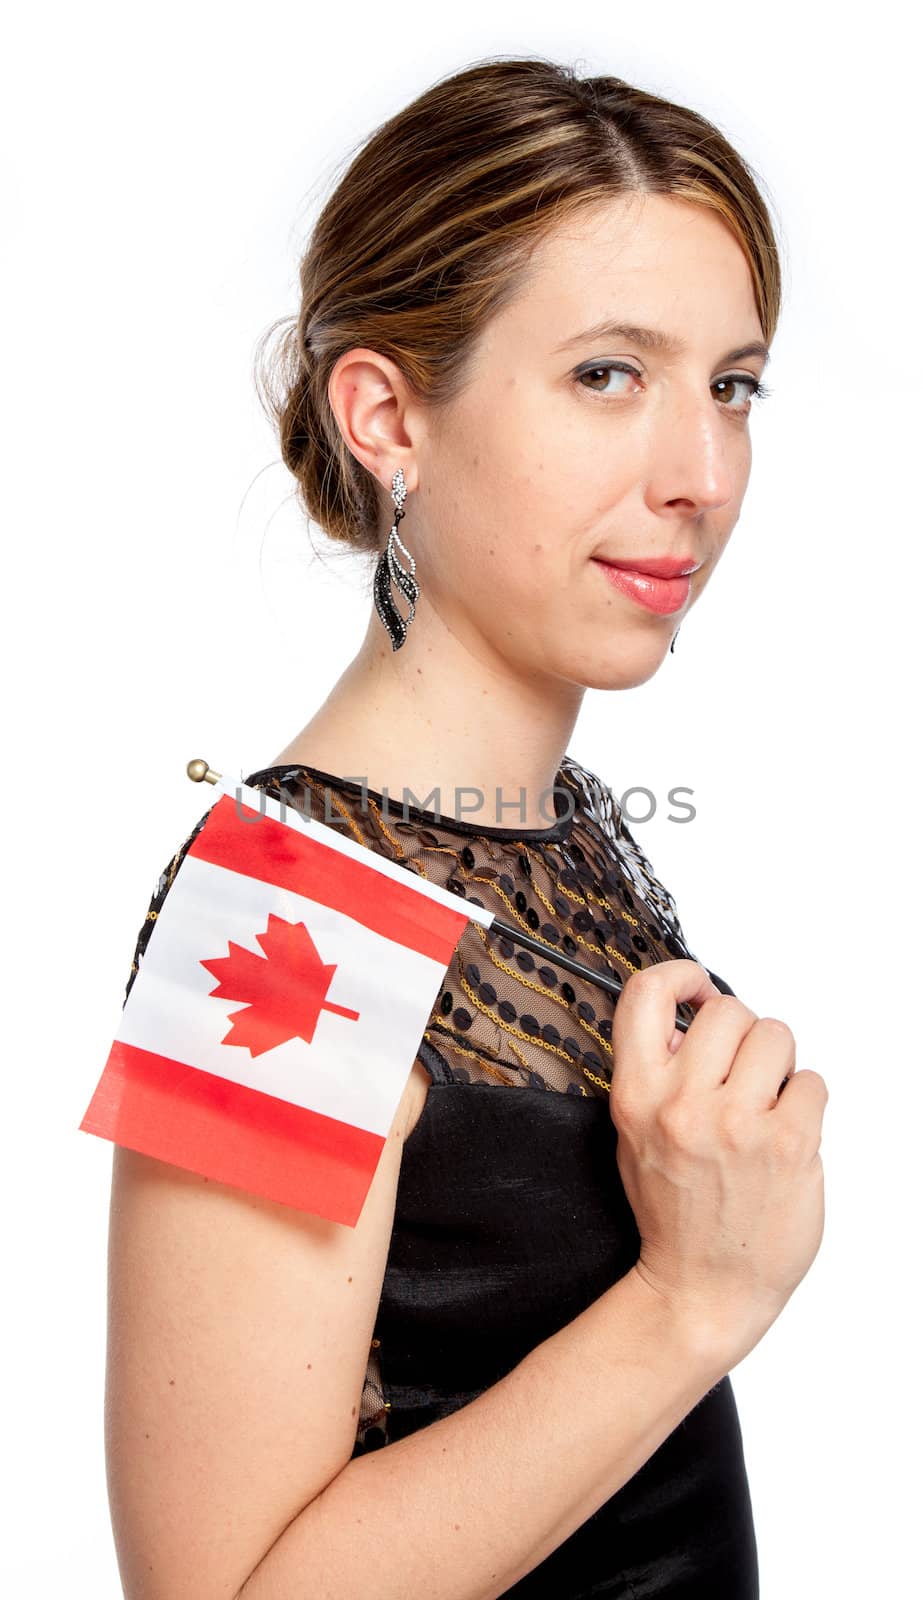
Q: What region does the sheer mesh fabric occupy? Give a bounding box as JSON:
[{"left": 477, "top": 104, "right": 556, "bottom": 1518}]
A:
[{"left": 122, "top": 753, "right": 708, "bottom": 1453}]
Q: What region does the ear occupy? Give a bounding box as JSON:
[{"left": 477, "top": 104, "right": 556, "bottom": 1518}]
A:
[{"left": 327, "top": 348, "right": 420, "bottom": 497}]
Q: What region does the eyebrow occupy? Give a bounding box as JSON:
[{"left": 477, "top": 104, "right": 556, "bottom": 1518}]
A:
[{"left": 552, "top": 319, "right": 771, "bottom": 368}]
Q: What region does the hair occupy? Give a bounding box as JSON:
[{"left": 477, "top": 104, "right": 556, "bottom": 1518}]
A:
[{"left": 254, "top": 55, "right": 783, "bottom": 557}]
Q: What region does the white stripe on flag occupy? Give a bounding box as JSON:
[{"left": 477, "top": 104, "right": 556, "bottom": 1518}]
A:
[{"left": 118, "top": 851, "right": 455, "bottom": 1137}]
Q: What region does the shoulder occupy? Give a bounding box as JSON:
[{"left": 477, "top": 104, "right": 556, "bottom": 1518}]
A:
[
  {"left": 125, "top": 770, "right": 298, "bottom": 1003},
  {"left": 123, "top": 804, "right": 213, "bottom": 1003},
  {"left": 401, "top": 1057, "right": 432, "bottom": 1138}
]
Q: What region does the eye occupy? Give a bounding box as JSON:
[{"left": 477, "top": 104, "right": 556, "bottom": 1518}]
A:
[
  {"left": 574, "top": 361, "right": 773, "bottom": 414},
  {"left": 713, "top": 374, "right": 773, "bottom": 412},
  {"left": 575, "top": 361, "right": 642, "bottom": 395}
]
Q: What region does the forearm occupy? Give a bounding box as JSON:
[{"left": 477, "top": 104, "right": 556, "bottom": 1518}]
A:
[{"left": 238, "top": 1266, "right": 730, "bottom": 1600}]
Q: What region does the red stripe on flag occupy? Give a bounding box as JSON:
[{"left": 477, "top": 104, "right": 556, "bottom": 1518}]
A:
[
  {"left": 79, "top": 1041, "right": 384, "bottom": 1226},
  {"left": 190, "top": 793, "right": 470, "bottom": 966}
]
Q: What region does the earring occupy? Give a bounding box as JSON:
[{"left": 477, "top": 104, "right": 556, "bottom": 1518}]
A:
[{"left": 373, "top": 467, "right": 420, "bottom": 651}]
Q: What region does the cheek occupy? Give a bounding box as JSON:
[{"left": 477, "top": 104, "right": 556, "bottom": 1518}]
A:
[
  {"left": 426, "top": 427, "right": 570, "bottom": 578},
  {"left": 421, "top": 386, "right": 626, "bottom": 607}
]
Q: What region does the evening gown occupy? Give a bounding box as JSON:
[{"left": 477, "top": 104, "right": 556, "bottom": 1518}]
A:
[{"left": 124, "top": 753, "right": 760, "bottom": 1598}]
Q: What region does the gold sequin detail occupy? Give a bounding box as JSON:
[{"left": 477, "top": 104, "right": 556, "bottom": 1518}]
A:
[{"left": 457, "top": 925, "right": 614, "bottom": 1072}]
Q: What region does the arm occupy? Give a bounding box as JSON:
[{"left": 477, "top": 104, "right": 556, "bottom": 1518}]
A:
[
  {"left": 237, "top": 1269, "right": 725, "bottom": 1600},
  {"left": 105, "top": 1057, "right": 727, "bottom": 1600}
]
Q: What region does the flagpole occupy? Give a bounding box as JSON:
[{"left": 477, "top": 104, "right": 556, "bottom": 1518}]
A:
[{"left": 187, "top": 759, "right": 691, "bottom": 1034}]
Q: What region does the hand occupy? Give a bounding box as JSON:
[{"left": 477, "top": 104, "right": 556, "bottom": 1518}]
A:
[{"left": 609, "top": 960, "right": 828, "bottom": 1367}]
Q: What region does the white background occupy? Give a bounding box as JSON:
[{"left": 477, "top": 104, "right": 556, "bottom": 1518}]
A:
[{"left": 4, "top": 2, "right": 919, "bottom": 1593}]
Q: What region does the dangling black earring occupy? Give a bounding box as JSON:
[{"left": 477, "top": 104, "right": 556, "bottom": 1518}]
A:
[
  {"left": 670, "top": 626, "right": 681, "bottom": 655},
  {"left": 373, "top": 467, "right": 419, "bottom": 651}
]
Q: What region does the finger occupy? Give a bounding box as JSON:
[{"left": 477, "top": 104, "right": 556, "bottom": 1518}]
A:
[
  {"left": 612, "top": 960, "right": 723, "bottom": 1075},
  {"left": 719, "top": 1016, "right": 797, "bottom": 1109},
  {"left": 771, "top": 1068, "right": 829, "bottom": 1142},
  {"left": 671, "top": 991, "right": 761, "bottom": 1091}
]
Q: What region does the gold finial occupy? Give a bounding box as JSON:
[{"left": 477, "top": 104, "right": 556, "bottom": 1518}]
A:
[{"left": 186, "top": 758, "right": 222, "bottom": 785}]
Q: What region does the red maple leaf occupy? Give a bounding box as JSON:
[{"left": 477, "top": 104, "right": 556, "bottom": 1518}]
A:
[{"left": 199, "top": 912, "right": 361, "bottom": 1058}]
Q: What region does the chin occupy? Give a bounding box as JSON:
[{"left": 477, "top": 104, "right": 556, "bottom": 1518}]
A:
[{"left": 566, "top": 637, "right": 675, "bottom": 692}]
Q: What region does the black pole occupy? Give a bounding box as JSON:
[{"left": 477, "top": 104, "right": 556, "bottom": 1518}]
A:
[{"left": 489, "top": 914, "right": 691, "bottom": 1033}]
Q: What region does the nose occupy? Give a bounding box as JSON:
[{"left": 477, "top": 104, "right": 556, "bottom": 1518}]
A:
[{"left": 647, "top": 386, "right": 740, "bottom": 516}]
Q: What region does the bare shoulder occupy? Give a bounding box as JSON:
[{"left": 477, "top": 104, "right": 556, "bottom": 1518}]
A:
[{"left": 401, "top": 1054, "right": 432, "bottom": 1137}]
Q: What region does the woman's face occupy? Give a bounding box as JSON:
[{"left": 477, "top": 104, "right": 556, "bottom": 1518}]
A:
[{"left": 411, "top": 191, "right": 771, "bottom": 691}]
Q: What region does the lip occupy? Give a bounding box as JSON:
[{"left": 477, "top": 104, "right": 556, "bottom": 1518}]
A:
[
  {"left": 592, "top": 557, "right": 695, "bottom": 616},
  {"left": 595, "top": 555, "right": 701, "bottom": 579}
]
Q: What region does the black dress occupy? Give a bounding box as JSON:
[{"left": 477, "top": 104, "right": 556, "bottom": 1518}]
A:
[{"left": 125, "top": 754, "right": 759, "bottom": 1598}]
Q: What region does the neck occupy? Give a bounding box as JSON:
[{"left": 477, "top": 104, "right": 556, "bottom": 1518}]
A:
[{"left": 271, "top": 603, "right": 585, "bottom": 831}]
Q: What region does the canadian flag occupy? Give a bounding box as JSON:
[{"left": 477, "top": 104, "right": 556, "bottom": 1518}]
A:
[{"left": 78, "top": 777, "right": 492, "bottom": 1226}]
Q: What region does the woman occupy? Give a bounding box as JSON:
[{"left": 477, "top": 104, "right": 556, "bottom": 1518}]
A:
[{"left": 105, "top": 57, "right": 828, "bottom": 1599}]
